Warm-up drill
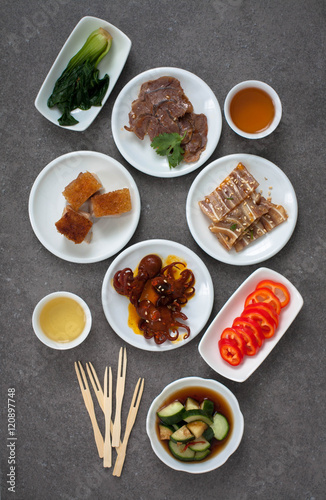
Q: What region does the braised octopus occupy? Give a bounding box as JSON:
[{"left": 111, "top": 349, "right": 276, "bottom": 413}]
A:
[{"left": 113, "top": 254, "right": 195, "bottom": 344}]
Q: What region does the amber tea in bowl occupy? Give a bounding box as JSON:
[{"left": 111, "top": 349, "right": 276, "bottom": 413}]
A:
[{"left": 224, "top": 80, "right": 282, "bottom": 139}]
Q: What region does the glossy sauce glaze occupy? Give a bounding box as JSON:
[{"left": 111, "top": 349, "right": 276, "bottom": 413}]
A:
[
  {"left": 127, "top": 255, "right": 189, "bottom": 339},
  {"left": 39, "top": 297, "right": 86, "bottom": 343},
  {"left": 157, "top": 386, "right": 233, "bottom": 460},
  {"left": 230, "top": 87, "right": 275, "bottom": 134}
]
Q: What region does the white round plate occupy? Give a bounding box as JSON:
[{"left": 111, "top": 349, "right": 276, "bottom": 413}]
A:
[
  {"left": 28, "top": 151, "right": 141, "bottom": 263},
  {"left": 186, "top": 153, "right": 298, "bottom": 265},
  {"left": 101, "top": 239, "right": 214, "bottom": 351},
  {"left": 111, "top": 67, "right": 222, "bottom": 177}
]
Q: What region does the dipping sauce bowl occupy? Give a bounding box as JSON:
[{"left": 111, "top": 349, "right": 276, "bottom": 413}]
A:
[
  {"left": 224, "top": 80, "right": 282, "bottom": 139},
  {"left": 32, "top": 291, "right": 92, "bottom": 350}
]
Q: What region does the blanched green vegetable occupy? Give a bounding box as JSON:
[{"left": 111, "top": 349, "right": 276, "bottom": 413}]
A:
[{"left": 48, "top": 28, "right": 112, "bottom": 126}]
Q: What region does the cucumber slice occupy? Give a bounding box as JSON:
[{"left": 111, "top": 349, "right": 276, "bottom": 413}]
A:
[
  {"left": 170, "top": 425, "right": 195, "bottom": 444},
  {"left": 188, "top": 437, "right": 211, "bottom": 452},
  {"left": 200, "top": 399, "right": 214, "bottom": 416},
  {"left": 186, "top": 420, "right": 208, "bottom": 438},
  {"left": 185, "top": 397, "right": 200, "bottom": 411},
  {"left": 202, "top": 426, "right": 214, "bottom": 442},
  {"left": 182, "top": 409, "right": 214, "bottom": 426},
  {"left": 194, "top": 449, "right": 211, "bottom": 461},
  {"left": 211, "top": 412, "right": 229, "bottom": 440},
  {"left": 158, "top": 424, "right": 174, "bottom": 440},
  {"left": 169, "top": 441, "right": 195, "bottom": 461},
  {"left": 157, "top": 401, "right": 185, "bottom": 425}
]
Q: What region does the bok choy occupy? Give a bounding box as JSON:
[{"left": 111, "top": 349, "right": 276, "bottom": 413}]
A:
[{"left": 47, "top": 28, "right": 113, "bottom": 126}]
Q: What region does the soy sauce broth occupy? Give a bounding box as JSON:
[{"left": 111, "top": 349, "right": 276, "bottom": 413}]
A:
[
  {"left": 230, "top": 87, "right": 275, "bottom": 134},
  {"left": 156, "top": 386, "right": 233, "bottom": 460}
]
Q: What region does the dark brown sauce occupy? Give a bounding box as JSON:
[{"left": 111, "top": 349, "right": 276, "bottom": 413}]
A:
[{"left": 156, "top": 386, "right": 233, "bottom": 462}]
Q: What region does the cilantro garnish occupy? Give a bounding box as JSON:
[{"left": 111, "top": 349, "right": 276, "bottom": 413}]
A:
[
  {"left": 151, "top": 132, "right": 186, "bottom": 169},
  {"left": 230, "top": 223, "right": 237, "bottom": 231}
]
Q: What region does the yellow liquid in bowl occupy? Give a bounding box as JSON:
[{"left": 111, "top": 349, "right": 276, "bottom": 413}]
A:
[{"left": 39, "top": 297, "right": 86, "bottom": 343}]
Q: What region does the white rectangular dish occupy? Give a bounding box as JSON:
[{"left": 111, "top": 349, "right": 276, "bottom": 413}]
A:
[
  {"left": 35, "top": 16, "right": 131, "bottom": 131},
  {"left": 198, "top": 267, "right": 304, "bottom": 382}
]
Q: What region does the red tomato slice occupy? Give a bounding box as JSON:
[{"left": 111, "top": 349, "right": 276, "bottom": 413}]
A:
[
  {"left": 241, "top": 307, "right": 275, "bottom": 338},
  {"left": 244, "top": 287, "right": 281, "bottom": 315},
  {"left": 232, "top": 326, "right": 258, "bottom": 356},
  {"left": 256, "top": 280, "right": 291, "bottom": 308},
  {"left": 220, "top": 327, "right": 246, "bottom": 355},
  {"left": 232, "top": 316, "right": 264, "bottom": 347},
  {"left": 244, "top": 302, "right": 279, "bottom": 327},
  {"left": 218, "top": 338, "right": 243, "bottom": 366}
]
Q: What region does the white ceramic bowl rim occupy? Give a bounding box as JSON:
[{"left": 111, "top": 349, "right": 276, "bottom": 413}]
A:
[
  {"left": 32, "top": 291, "right": 92, "bottom": 350},
  {"left": 146, "top": 376, "right": 244, "bottom": 474},
  {"left": 224, "top": 80, "right": 282, "bottom": 139}
]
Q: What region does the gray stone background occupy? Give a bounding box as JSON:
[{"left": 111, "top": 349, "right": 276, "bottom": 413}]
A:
[{"left": 1, "top": 1, "right": 325, "bottom": 499}]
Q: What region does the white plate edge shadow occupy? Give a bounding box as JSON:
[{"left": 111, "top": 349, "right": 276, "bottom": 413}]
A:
[
  {"left": 186, "top": 153, "right": 298, "bottom": 265},
  {"left": 198, "top": 267, "right": 304, "bottom": 382},
  {"left": 101, "top": 239, "right": 214, "bottom": 351},
  {"left": 111, "top": 67, "right": 222, "bottom": 177},
  {"left": 28, "top": 150, "right": 141, "bottom": 264}
]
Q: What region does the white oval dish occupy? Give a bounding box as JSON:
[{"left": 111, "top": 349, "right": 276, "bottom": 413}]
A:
[
  {"left": 224, "top": 80, "right": 282, "bottom": 139},
  {"left": 101, "top": 239, "right": 214, "bottom": 351},
  {"left": 198, "top": 267, "right": 304, "bottom": 383},
  {"left": 35, "top": 16, "right": 131, "bottom": 131},
  {"left": 32, "top": 291, "right": 92, "bottom": 350},
  {"left": 146, "top": 376, "right": 244, "bottom": 473},
  {"left": 186, "top": 153, "right": 298, "bottom": 265},
  {"left": 111, "top": 67, "right": 222, "bottom": 177},
  {"left": 28, "top": 151, "right": 141, "bottom": 263}
]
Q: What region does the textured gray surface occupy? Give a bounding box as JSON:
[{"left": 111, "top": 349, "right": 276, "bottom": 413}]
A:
[{"left": 1, "top": 1, "right": 325, "bottom": 499}]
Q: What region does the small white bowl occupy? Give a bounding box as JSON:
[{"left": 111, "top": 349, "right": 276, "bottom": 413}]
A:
[
  {"left": 224, "top": 80, "right": 282, "bottom": 139},
  {"left": 146, "top": 376, "right": 244, "bottom": 473},
  {"left": 32, "top": 292, "right": 92, "bottom": 350}
]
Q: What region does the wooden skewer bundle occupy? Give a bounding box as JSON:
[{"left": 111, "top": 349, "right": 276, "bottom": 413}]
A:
[{"left": 74, "top": 347, "right": 144, "bottom": 476}]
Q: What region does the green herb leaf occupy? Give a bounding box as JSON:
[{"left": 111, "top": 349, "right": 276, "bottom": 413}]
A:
[
  {"left": 48, "top": 28, "right": 112, "bottom": 126},
  {"left": 151, "top": 132, "right": 186, "bottom": 168},
  {"left": 230, "top": 223, "right": 237, "bottom": 231},
  {"left": 226, "top": 197, "right": 234, "bottom": 200}
]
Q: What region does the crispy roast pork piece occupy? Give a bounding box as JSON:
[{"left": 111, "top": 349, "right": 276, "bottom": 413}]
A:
[
  {"left": 62, "top": 172, "right": 102, "bottom": 210},
  {"left": 234, "top": 202, "right": 288, "bottom": 252},
  {"left": 91, "top": 188, "right": 132, "bottom": 217},
  {"left": 209, "top": 194, "right": 270, "bottom": 250},
  {"left": 55, "top": 205, "right": 93, "bottom": 244},
  {"left": 198, "top": 163, "right": 259, "bottom": 223}
]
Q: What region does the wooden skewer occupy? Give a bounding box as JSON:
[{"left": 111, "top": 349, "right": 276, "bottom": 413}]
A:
[
  {"left": 74, "top": 361, "right": 104, "bottom": 458},
  {"left": 103, "top": 366, "right": 113, "bottom": 468},
  {"left": 113, "top": 378, "right": 144, "bottom": 477},
  {"left": 86, "top": 362, "right": 104, "bottom": 412},
  {"left": 112, "top": 347, "right": 127, "bottom": 447}
]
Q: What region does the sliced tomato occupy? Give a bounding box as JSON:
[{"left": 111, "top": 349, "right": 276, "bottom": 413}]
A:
[
  {"left": 241, "top": 307, "right": 276, "bottom": 338},
  {"left": 256, "top": 280, "right": 291, "bottom": 308},
  {"left": 218, "top": 338, "right": 243, "bottom": 366},
  {"left": 232, "top": 326, "right": 258, "bottom": 356},
  {"left": 221, "top": 327, "right": 246, "bottom": 355},
  {"left": 232, "top": 316, "right": 264, "bottom": 347},
  {"left": 244, "top": 302, "right": 279, "bottom": 327},
  {"left": 244, "top": 287, "right": 281, "bottom": 315}
]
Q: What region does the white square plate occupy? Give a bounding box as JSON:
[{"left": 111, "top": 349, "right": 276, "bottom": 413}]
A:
[
  {"left": 198, "top": 267, "right": 304, "bottom": 382},
  {"left": 35, "top": 16, "right": 131, "bottom": 131}
]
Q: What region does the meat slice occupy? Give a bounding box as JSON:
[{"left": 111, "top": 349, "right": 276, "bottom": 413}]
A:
[
  {"left": 209, "top": 194, "right": 270, "bottom": 250},
  {"left": 234, "top": 202, "right": 288, "bottom": 252},
  {"left": 125, "top": 76, "right": 207, "bottom": 164},
  {"left": 199, "top": 163, "right": 259, "bottom": 223}
]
